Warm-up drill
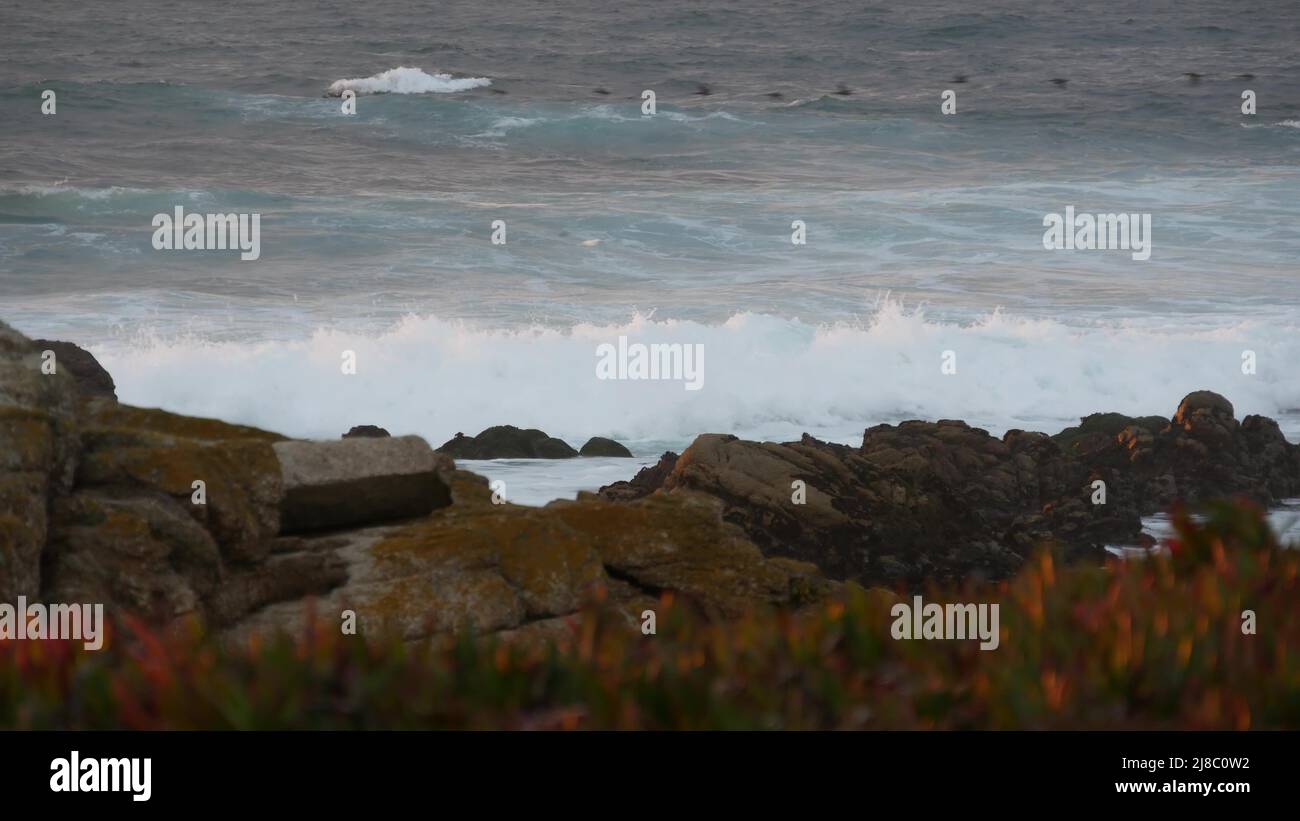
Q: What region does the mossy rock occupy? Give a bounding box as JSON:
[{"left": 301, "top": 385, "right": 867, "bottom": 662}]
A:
[
  {"left": 43, "top": 490, "right": 221, "bottom": 623},
  {"left": 77, "top": 403, "right": 284, "bottom": 561}
]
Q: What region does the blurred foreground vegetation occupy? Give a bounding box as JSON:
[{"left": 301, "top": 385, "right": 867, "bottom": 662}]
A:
[{"left": 3, "top": 499, "right": 1297, "bottom": 729}]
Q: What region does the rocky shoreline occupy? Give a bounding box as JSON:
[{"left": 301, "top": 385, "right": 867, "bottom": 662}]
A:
[
  {"left": 3, "top": 318, "right": 1297, "bottom": 643},
  {"left": 597, "top": 391, "right": 1300, "bottom": 586}
]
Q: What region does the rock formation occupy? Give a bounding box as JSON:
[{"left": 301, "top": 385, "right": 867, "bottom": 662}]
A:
[
  {"left": 342, "top": 425, "right": 391, "bottom": 439},
  {"left": 7, "top": 316, "right": 1297, "bottom": 642},
  {"left": 597, "top": 451, "right": 678, "bottom": 501},
  {"left": 599, "top": 396, "right": 1300, "bottom": 588},
  {"left": 579, "top": 436, "right": 634, "bottom": 457},
  {"left": 1, "top": 320, "right": 835, "bottom": 643},
  {"left": 30, "top": 339, "right": 117, "bottom": 400},
  {"left": 437, "top": 425, "right": 579, "bottom": 459}
]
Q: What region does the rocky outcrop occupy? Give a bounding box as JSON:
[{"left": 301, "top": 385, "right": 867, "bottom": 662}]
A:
[
  {"left": 437, "top": 425, "right": 578, "bottom": 459},
  {"left": 579, "top": 436, "right": 634, "bottom": 457},
  {"left": 342, "top": 425, "right": 390, "bottom": 439},
  {"left": 1, "top": 323, "right": 80, "bottom": 601},
  {"left": 8, "top": 316, "right": 1295, "bottom": 643},
  {"left": 598, "top": 393, "right": 1300, "bottom": 588},
  {"left": 225, "top": 477, "right": 835, "bottom": 644},
  {"left": 2, "top": 319, "right": 838, "bottom": 644},
  {"left": 598, "top": 451, "right": 678, "bottom": 501},
  {"left": 30, "top": 339, "right": 116, "bottom": 400}
]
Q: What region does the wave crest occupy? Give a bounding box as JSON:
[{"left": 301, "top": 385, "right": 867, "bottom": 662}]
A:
[
  {"left": 93, "top": 302, "right": 1300, "bottom": 451},
  {"left": 326, "top": 66, "right": 491, "bottom": 96}
]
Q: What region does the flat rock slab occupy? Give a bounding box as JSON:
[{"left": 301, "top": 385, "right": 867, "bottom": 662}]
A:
[{"left": 274, "top": 436, "right": 452, "bottom": 533}]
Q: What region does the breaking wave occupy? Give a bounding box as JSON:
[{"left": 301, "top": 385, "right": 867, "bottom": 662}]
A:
[
  {"left": 326, "top": 67, "right": 491, "bottom": 96},
  {"left": 93, "top": 300, "right": 1300, "bottom": 453}
]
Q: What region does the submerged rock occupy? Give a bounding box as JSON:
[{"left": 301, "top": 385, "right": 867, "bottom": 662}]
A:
[{"left": 437, "top": 425, "right": 578, "bottom": 459}]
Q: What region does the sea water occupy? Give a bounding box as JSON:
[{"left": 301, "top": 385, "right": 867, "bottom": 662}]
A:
[{"left": 3, "top": 0, "right": 1299, "bottom": 504}]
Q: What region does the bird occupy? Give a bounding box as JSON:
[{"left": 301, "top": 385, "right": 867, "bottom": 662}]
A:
[
  {"left": 695, "top": 82, "right": 712, "bottom": 96},
  {"left": 834, "top": 83, "right": 853, "bottom": 95},
  {"left": 766, "top": 91, "right": 784, "bottom": 99},
  {"left": 1184, "top": 72, "right": 1203, "bottom": 84},
  {"left": 593, "top": 87, "right": 610, "bottom": 95},
  {"left": 1050, "top": 78, "right": 1068, "bottom": 87},
  {"left": 952, "top": 74, "right": 968, "bottom": 84}
]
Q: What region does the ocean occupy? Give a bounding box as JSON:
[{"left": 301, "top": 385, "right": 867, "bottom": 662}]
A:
[{"left": 3, "top": 0, "right": 1299, "bottom": 504}]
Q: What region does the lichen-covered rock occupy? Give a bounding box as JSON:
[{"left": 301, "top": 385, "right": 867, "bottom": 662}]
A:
[
  {"left": 42, "top": 490, "right": 221, "bottom": 622},
  {"left": 0, "top": 320, "right": 80, "bottom": 600},
  {"left": 76, "top": 401, "right": 284, "bottom": 563},
  {"left": 223, "top": 484, "right": 838, "bottom": 644}
]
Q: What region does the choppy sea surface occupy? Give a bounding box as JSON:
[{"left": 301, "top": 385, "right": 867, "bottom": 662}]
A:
[{"left": 3, "top": 0, "right": 1299, "bottom": 503}]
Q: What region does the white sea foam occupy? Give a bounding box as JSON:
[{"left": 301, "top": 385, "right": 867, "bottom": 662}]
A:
[
  {"left": 1240, "top": 119, "right": 1300, "bottom": 130},
  {"left": 94, "top": 300, "right": 1300, "bottom": 458},
  {"left": 326, "top": 67, "right": 491, "bottom": 96}
]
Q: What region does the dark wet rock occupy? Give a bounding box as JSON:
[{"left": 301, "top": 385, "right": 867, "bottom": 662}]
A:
[
  {"left": 579, "top": 436, "right": 633, "bottom": 457},
  {"left": 655, "top": 428, "right": 1075, "bottom": 587},
  {"left": 31, "top": 339, "right": 116, "bottom": 400},
  {"left": 1052, "top": 412, "right": 1167, "bottom": 454},
  {"left": 343, "top": 425, "right": 390, "bottom": 439},
  {"left": 598, "top": 451, "right": 678, "bottom": 501},
  {"left": 597, "top": 391, "right": 1300, "bottom": 589},
  {"left": 436, "top": 425, "right": 578, "bottom": 459}
]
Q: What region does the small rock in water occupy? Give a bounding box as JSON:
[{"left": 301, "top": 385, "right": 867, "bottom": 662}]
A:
[
  {"left": 343, "top": 425, "right": 391, "bottom": 439},
  {"left": 437, "top": 425, "right": 578, "bottom": 459},
  {"left": 579, "top": 436, "right": 634, "bottom": 457}
]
